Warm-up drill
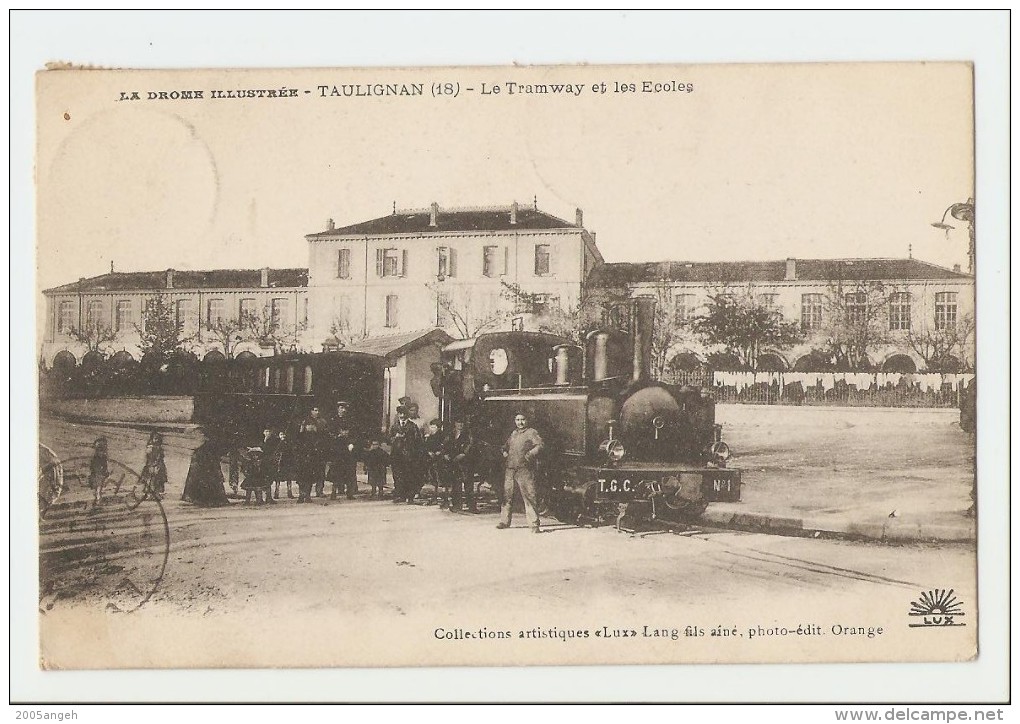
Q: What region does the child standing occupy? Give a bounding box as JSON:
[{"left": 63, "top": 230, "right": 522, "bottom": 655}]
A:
[
  {"left": 139, "top": 431, "right": 168, "bottom": 500},
  {"left": 363, "top": 439, "right": 390, "bottom": 499},
  {"left": 423, "top": 419, "right": 446, "bottom": 506},
  {"left": 89, "top": 436, "right": 109, "bottom": 508},
  {"left": 273, "top": 430, "right": 296, "bottom": 499}
]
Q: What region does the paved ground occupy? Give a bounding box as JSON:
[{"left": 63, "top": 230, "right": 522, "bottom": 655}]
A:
[
  {"left": 711, "top": 406, "right": 975, "bottom": 541},
  {"left": 34, "top": 407, "right": 977, "bottom": 670}
]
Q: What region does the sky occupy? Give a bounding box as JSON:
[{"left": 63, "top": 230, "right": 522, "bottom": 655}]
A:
[{"left": 35, "top": 61, "right": 974, "bottom": 295}]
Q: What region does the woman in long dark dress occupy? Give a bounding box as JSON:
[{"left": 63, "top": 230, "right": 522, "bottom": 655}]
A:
[
  {"left": 181, "top": 433, "right": 230, "bottom": 507},
  {"left": 139, "top": 431, "right": 169, "bottom": 500}
]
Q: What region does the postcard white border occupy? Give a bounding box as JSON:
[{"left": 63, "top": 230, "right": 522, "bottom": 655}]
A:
[{"left": 9, "top": 9, "right": 1010, "bottom": 705}]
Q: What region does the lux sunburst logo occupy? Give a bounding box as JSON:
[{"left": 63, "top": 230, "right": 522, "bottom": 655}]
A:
[{"left": 908, "top": 589, "right": 966, "bottom": 628}]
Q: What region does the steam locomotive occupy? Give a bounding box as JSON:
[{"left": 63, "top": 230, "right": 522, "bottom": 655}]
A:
[{"left": 440, "top": 297, "right": 741, "bottom": 528}]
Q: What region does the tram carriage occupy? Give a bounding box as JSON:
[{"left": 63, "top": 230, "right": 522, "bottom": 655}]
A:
[
  {"left": 440, "top": 297, "right": 741, "bottom": 527},
  {"left": 193, "top": 351, "right": 387, "bottom": 441}
]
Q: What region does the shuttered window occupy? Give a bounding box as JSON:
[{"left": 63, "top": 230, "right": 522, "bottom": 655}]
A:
[
  {"left": 483, "top": 246, "right": 497, "bottom": 277},
  {"left": 385, "top": 295, "right": 399, "bottom": 327},
  {"left": 534, "top": 244, "right": 551, "bottom": 276},
  {"left": 483, "top": 246, "right": 509, "bottom": 277},
  {"left": 376, "top": 248, "right": 405, "bottom": 277},
  {"left": 437, "top": 247, "right": 457, "bottom": 278},
  {"left": 337, "top": 248, "right": 351, "bottom": 279}
]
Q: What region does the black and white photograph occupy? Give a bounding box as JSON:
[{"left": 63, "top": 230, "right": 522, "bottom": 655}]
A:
[{"left": 12, "top": 9, "right": 1009, "bottom": 708}]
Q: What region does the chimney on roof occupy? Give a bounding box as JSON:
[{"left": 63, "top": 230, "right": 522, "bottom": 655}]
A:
[
  {"left": 510, "top": 201, "right": 518, "bottom": 225},
  {"left": 327, "top": 218, "right": 335, "bottom": 232},
  {"left": 110, "top": 261, "right": 114, "bottom": 274},
  {"left": 953, "top": 264, "right": 961, "bottom": 273},
  {"left": 165, "top": 269, "right": 175, "bottom": 289},
  {"left": 785, "top": 258, "right": 797, "bottom": 281},
  {"left": 260, "top": 267, "right": 270, "bottom": 288},
  {"left": 575, "top": 208, "right": 583, "bottom": 228},
  {"left": 430, "top": 202, "right": 439, "bottom": 228}
]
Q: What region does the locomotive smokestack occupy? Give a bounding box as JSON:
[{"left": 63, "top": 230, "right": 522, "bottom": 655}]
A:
[
  {"left": 553, "top": 344, "right": 572, "bottom": 386},
  {"left": 588, "top": 331, "right": 611, "bottom": 382},
  {"left": 631, "top": 295, "right": 656, "bottom": 383}
]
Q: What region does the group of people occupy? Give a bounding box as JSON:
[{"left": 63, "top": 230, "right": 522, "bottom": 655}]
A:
[
  {"left": 171, "top": 398, "right": 549, "bottom": 532},
  {"left": 234, "top": 400, "right": 378, "bottom": 505},
  {"left": 363, "top": 404, "right": 549, "bottom": 532},
  {"left": 389, "top": 405, "right": 485, "bottom": 511}
]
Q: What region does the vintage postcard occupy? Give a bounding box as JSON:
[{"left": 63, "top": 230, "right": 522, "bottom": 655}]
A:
[{"left": 34, "top": 62, "right": 979, "bottom": 673}]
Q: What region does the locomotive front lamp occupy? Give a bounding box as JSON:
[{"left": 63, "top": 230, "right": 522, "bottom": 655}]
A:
[
  {"left": 599, "top": 438, "right": 626, "bottom": 463},
  {"left": 709, "top": 441, "right": 731, "bottom": 467}
]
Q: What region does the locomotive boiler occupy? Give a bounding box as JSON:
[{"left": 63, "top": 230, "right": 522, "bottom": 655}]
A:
[{"left": 440, "top": 297, "right": 741, "bottom": 529}]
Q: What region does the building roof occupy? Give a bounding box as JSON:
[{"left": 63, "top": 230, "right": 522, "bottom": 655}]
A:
[
  {"left": 307, "top": 205, "right": 578, "bottom": 238},
  {"left": 340, "top": 328, "right": 454, "bottom": 360},
  {"left": 589, "top": 258, "right": 972, "bottom": 287},
  {"left": 44, "top": 268, "right": 309, "bottom": 294}
]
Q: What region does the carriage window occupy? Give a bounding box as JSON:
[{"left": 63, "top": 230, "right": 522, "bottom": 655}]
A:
[
  {"left": 262, "top": 367, "right": 271, "bottom": 390},
  {"left": 270, "top": 367, "right": 282, "bottom": 393},
  {"left": 489, "top": 348, "right": 509, "bottom": 375},
  {"left": 285, "top": 365, "right": 296, "bottom": 393},
  {"left": 304, "top": 365, "right": 313, "bottom": 394}
]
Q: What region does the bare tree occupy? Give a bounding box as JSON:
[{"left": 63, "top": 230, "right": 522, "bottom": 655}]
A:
[
  {"left": 819, "top": 278, "right": 891, "bottom": 371},
  {"left": 328, "top": 307, "right": 369, "bottom": 349},
  {"left": 242, "top": 302, "right": 307, "bottom": 352},
  {"left": 429, "top": 283, "right": 512, "bottom": 339},
  {"left": 500, "top": 281, "right": 597, "bottom": 343},
  {"left": 907, "top": 312, "right": 974, "bottom": 372},
  {"left": 644, "top": 279, "right": 701, "bottom": 379},
  {"left": 205, "top": 316, "right": 251, "bottom": 359},
  {"left": 68, "top": 319, "right": 118, "bottom": 355}
]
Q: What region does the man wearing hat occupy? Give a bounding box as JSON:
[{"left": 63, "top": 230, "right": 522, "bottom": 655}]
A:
[
  {"left": 327, "top": 400, "right": 361, "bottom": 500},
  {"left": 388, "top": 405, "right": 423, "bottom": 503},
  {"left": 397, "top": 397, "right": 423, "bottom": 428},
  {"left": 297, "top": 405, "right": 329, "bottom": 501}
]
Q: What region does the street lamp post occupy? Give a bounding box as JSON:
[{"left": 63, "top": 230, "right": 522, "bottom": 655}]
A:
[{"left": 931, "top": 198, "right": 975, "bottom": 274}]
